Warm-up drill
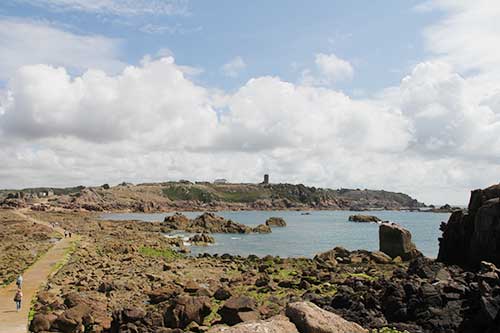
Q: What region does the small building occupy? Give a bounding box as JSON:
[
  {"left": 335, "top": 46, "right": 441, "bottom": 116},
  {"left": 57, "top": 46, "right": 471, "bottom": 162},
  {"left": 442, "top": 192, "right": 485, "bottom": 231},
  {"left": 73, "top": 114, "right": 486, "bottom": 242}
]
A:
[
  {"left": 214, "top": 179, "right": 228, "bottom": 184},
  {"left": 263, "top": 174, "right": 269, "bottom": 184}
]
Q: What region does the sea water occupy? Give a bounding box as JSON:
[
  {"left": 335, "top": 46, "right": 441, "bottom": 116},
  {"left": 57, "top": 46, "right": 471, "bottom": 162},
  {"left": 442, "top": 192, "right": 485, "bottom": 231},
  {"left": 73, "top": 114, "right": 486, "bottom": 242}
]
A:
[{"left": 101, "top": 210, "right": 450, "bottom": 258}]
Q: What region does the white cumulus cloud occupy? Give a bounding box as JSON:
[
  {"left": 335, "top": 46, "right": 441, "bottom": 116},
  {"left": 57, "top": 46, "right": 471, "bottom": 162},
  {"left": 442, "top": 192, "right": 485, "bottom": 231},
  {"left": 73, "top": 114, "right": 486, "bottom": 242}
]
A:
[{"left": 315, "top": 53, "right": 354, "bottom": 83}]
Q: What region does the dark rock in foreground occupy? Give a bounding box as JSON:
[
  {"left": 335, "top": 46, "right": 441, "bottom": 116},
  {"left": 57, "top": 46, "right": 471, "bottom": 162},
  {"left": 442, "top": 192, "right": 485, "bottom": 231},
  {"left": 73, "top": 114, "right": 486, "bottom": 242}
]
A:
[
  {"left": 348, "top": 214, "right": 381, "bottom": 223},
  {"left": 379, "top": 222, "right": 421, "bottom": 261},
  {"left": 218, "top": 296, "right": 259, "bottom": 326},
  {"left": 438, "top": 183, "right": 500, "bottom": 269}
]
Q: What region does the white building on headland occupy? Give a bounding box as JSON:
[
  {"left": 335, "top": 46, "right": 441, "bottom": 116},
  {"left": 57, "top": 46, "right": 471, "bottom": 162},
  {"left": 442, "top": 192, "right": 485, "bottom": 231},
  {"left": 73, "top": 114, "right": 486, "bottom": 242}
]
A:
[{"left": 213, "top": 179, "right": 228, "bottom": 184}]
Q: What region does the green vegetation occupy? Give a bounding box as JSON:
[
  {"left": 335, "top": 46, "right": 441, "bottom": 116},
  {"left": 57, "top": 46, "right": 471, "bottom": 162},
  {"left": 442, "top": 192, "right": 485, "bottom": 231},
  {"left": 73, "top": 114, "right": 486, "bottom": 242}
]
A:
[
  {"left": 203, "top": 300, "right": 221, "bottom": 325},
  {"left": 28, "top": 297, "right": 37, "bottom": 322},
  {"left": 342, "top": 272, "right": 378, "bottom": 281},
  {"left": 371, "top": 328, "right": 410, "bottom": 333},
  {"left": 212, "top": 188, "right": 266, "bottom": 203},
  {"left": 272, "top": 268, "right": 297, "bottom": 280},
  {"left": 139, "top": 246, "right": 182, "bottom": 261},
  {"left": 162, "top": 186, "right": 215, "bottom": 203}
]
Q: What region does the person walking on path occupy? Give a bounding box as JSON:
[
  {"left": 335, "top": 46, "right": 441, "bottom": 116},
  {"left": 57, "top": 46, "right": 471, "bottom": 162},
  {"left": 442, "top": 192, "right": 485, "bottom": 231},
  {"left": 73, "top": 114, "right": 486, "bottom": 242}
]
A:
[
  {"left": 14, "top": 289, "right": 22, "bottom": 312},
  {"left": 16, "top": 275, "right": 23, "bottom": 289}
]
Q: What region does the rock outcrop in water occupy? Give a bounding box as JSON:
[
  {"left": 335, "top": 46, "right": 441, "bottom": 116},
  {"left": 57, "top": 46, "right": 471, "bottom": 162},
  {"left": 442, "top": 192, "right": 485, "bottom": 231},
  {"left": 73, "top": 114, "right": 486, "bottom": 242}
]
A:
[
  {"left": 163, "top": 212, "right": 254, "bottom": 234},
  {"left": 188, "top": 233, "right": 215, "bottom": 245},
  {"left": 265, "top": 217, "right": 287, "bottom": 227},
  {"left": 348, "top": 214, "right": 381, "bottom": 223},
  {"left": 438, "top": 183, "right": 500, "bottom": 269},
  {"left": 379, "top": 223, "right": 421, "bottom": 261}
]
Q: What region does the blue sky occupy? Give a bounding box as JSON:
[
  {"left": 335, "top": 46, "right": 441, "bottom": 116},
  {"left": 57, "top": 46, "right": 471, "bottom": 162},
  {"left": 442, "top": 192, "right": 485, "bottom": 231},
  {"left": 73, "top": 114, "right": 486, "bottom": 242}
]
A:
[
  {"left": 0, "top": 1, "right": 498, "bottom": 205},
  {"left": 2, "top": 0, "right": 441, "bottom": 93}
]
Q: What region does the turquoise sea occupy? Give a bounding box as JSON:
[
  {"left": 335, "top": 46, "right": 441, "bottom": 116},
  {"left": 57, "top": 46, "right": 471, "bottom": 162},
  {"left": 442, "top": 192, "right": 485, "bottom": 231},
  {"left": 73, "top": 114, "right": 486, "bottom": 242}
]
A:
[{"left": 101, "top": 210, "right": 450, "bottom": 258}]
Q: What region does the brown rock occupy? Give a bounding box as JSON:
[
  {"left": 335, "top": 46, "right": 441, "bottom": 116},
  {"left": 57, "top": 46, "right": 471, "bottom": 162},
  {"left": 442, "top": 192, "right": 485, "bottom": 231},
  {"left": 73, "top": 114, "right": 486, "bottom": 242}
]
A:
[
  {"left": 207, "top": 315, "right": 299, "bottom": 333},
  {"left": 54, "top": 303, "right": 92, "bottom": 333},
  {"left": 379, "top": 223, "right": 421, "bottom": 261},
  {"left": 214, "top": 287, "right": 232, "bottom": 301},
  {"left": 285, "top": 301, "right": 367, "bottom": 333},
  {"left": 252, "top": 224, "right": 272, "bottom": 234},
  {"left": 30, "top": 313, "right": 52, "bottom": 332},
  {"left": 265, "top": 217, "right": 287, "bottom": 227},
  {"left": 370, "top": 251, "right": 393, "bottom": 264},
  {"left": 163, "top": 213, "right": 190, "bottom": 230},
  {"left": 164, "top": 295, "right": 212, "bottom": 329},
  {"left": 348, "top": 214, "right": 381, "bottom": 223},
  {"left": 189, "top": 233, "right": 215, "bottom": 245},
  {"left": 219, "top": 296, "right": 258, "bottom": 325}
]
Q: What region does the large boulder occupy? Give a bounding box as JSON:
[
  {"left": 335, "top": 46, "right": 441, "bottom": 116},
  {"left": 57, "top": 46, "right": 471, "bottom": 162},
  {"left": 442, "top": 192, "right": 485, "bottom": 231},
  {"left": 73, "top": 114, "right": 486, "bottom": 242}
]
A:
[
  {"left": 53, "top": 293, "right": 111, "bottom": 333},
  {"left": 30, "top": 313, "right": 55, "bottom": 332},
  {"left": 438, "top": 183, "right": 500, "bottom": 269},
  {"left": 218, "top": 296, "right": 259, "bottom": 326},
  {"left": 53, "top": 304, "right": 92, "bottom": 333},
  {"left": 348, "top": 214, "right": 381, "bottom": 223},
  {"left": 379, "top": 223, "right": 421, "bottom": 261},
  {"left": 164, "top": 295, "right": 212, "bottom": 329},
  {"left": 207, "top": 315, "right": 299, "bottom": 333},
  {"left": 285, "top": 301, "right": 368, "bottom": 333},
  {"left": 265, "top": 217, "right": 287, "bottom": 227}
]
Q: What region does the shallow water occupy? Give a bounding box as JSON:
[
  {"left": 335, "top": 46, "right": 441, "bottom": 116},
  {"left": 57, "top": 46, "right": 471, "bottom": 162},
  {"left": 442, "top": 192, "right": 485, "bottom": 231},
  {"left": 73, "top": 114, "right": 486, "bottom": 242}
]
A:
[{"left": 101, "top": 210, "right": 450, "bottom": 258}]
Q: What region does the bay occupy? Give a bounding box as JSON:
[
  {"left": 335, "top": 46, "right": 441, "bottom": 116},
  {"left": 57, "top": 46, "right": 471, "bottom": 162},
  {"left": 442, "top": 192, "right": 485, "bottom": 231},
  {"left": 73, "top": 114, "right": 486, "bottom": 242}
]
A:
[{"left": 101, "top": 210, "right": 450, "bottom": 258}]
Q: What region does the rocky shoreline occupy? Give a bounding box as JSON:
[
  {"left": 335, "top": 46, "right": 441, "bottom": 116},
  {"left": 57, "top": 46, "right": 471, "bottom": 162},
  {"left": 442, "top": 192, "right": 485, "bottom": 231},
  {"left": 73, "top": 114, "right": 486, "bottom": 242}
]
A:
[{"left": 1, "top": 182, "right": 499, "bottom": 332}]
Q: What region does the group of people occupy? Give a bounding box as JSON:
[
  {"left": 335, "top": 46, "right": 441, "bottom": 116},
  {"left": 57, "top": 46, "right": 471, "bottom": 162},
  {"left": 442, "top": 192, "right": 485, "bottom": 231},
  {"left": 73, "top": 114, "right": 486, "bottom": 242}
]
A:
[{"left": 14, "top": 274, "right": 23, "bottom": 311}]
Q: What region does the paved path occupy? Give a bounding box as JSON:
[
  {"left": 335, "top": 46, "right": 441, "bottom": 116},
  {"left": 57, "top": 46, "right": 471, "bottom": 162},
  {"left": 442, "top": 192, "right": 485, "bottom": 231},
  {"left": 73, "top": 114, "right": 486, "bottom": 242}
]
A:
[{"left": 0, "top": 211, "right": 78, "bottom": 333}]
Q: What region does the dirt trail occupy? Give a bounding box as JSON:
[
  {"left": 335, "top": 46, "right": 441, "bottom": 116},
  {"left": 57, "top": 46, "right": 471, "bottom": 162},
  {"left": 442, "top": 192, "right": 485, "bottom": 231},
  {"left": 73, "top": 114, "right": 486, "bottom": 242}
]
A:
[{"left": 0, "top": 210, "right": 79, "bottom": 333}]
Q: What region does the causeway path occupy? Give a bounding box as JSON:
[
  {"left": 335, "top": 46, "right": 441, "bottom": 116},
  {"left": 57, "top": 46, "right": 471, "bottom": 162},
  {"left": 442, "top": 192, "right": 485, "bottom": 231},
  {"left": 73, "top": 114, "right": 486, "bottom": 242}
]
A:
[{"left": 0, "top": 210, "right": 79, "bottom": 333}]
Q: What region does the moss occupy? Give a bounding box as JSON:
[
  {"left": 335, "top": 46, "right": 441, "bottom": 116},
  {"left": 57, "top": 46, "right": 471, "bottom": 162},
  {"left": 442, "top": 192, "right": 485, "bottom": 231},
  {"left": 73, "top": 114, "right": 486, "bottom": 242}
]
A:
[
  {"left": 138, "top": 246, "right": 181, "bottom": 261},
  {"left": 340, "top": 272, "right": 378, "bottom": 281},
  {"left": 371, "top": 328, "right": 410, "bottom": 333},
  {"left": 272, "top": 268, "right": 297, "bottom": 280},
  {"left": 203, "top": 300, "right": 221, "bottom": 325}
]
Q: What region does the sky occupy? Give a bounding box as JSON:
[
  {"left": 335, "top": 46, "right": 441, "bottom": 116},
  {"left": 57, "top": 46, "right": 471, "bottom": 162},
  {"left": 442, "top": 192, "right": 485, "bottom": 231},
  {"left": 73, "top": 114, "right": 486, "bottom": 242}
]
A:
[{"left": 0, "top": 0, "right": 499, "bottom": 205}]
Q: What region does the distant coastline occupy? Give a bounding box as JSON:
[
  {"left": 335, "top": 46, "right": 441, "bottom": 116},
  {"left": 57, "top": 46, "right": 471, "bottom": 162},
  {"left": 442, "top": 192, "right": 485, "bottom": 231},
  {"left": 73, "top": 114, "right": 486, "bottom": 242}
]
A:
[{"left": 0, "top": 180, "right": 460, "bottom": 213}]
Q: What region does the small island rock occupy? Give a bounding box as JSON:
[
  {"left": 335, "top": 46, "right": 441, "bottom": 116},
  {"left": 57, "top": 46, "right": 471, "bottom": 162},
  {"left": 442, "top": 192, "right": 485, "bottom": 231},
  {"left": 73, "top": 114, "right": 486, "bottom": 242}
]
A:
[
  {"left": 348, "top": 214, "right": 381, "bottom": 223},
  {"left": 265, "top": 217, "right": 287, "bottom": 227}
]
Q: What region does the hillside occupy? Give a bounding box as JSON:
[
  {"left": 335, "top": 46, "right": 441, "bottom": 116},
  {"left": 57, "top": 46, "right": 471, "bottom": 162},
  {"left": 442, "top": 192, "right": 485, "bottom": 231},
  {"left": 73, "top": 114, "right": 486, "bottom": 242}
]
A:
[{"left": 0, "top": 181, "right": 425, "bottom": 212}]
